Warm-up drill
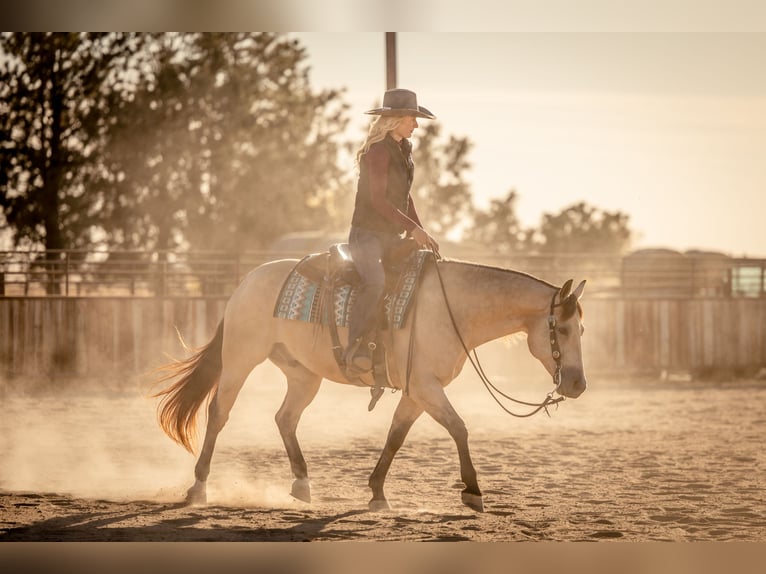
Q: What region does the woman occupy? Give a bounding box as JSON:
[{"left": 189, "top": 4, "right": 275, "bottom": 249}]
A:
[{"left": 345, "top": 88, "right": 440, "bottom": 375}]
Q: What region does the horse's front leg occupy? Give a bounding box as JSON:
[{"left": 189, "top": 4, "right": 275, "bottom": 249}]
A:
[
  {"left": 415, "top": 380, "right": 484, "bottom": 512},
  {"left": 368, "top": 394, "right": 424, "bottom": 511}
]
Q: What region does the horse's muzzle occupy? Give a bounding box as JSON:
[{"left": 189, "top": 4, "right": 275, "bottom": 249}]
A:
[{"left": 559, "top": 370, "right": 587, "bottom": 399}]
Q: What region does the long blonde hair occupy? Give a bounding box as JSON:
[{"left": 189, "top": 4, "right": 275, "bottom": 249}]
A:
[{"left": 355, "top": 115, "right": 405, "bottom": 169}]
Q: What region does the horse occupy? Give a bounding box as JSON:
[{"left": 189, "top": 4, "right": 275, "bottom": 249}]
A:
[{"left": 153, "top": 252, "right": 587, "bottom": 512}]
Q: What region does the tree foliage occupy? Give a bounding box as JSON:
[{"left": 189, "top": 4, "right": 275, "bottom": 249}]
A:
[
  {"left": 532, "top": 201, "right": 632, "bottom": 254},
  {"left": 1, "top": 32, "right": 633, "bottom": 261},
  {"left": 1, "top": 32, "right": 352, "bottom": 255},
  {"left": 463, "top": 189, "right": 527, "bottom": 254},
  {"left": 0, "top": 32, "right": 148, "bottom": 250},
  {"left": 98, "top": 33, "right": 351, "bottom": 252},
  {"left": 467, "top": 194, "right": 632, "bottom": 255}
]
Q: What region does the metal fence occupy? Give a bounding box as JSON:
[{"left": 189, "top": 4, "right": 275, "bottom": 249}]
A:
[
  {"left": 0, "top": 250, "right": 271, "bottom": 297},
  {"left": 1, "top": 248, "right": 764, "bottom": 299}
]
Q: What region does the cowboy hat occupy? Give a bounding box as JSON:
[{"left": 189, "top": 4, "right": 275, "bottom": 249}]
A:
[{"left": 364, "top": 88, "right": 436, "bottom": 119}]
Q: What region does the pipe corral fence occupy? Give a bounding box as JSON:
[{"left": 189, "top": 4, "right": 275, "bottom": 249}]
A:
[
  {"left": 1, "top": 247, "right": 765, "bottom": 380},
  {"left": 1, "top": 246, "right": 764, "bottom": 299}
]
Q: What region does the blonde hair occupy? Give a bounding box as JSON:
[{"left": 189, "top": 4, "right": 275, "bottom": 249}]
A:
[{"left": 355, "top": 115, "right": 405, "bottom": 168}]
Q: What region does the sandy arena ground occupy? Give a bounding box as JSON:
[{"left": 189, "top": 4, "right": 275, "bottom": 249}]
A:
[{"left": 1, "top": 360, "right": 764, "bottom": 543}]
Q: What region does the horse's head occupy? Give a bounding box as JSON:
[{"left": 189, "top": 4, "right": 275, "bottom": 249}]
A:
[{"left": 526, "top": 279, "right": 587, "bottom": 399}]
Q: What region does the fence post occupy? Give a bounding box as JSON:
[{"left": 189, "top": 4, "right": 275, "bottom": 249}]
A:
[
  {"left": 64, "top": 251, "right": 70, "bottom": 296},
  {"left": 761, "top": 262, "right": 765, "bottom": 299},
  {"left": 154, "top": 252, "right": 167, "bottom": 297},
  {"left": 161, "top": 259, "right": 168, "bottom": 297}
]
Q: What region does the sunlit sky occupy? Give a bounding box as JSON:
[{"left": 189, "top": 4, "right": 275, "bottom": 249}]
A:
[{"left": 293, "top": 33, "right": 766, "bottom": 257}]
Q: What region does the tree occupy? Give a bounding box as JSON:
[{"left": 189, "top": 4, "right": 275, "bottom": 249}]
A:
[
  {"left": 465, "top": 191, "right": 633, "bottom": 255},
  {"left": 1, "top": 33, "right": 150, "bottom": 292},
  {"left": 97, "top": 33, "right": 351, "bottom": 253},
  {"left": 464, "top": 189, "right": 528, "bottom": 253},
  {"left": 410, "top": 122, "right": 474, "bottom": 239},
  {"left": 533, "top": 201, "right": 632, "bottom": 254},
  {"left": 0, "top": 33, "right": 147, "bottom": 251}
]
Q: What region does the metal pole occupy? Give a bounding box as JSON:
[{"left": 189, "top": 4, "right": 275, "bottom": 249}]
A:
[{"left": 385, "top": 32, "right": 397, "bottom": 89}]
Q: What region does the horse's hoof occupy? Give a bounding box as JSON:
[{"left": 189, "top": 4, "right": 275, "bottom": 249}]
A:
[
  {"left": 185, "top": 482, "right": 207, "bottom": 506},
  {"left": 461, "top": 491, "right": 484, "bottom": 512},
  {"left": 368, "top": 498, "right": 391, "bottom": 512},
  {"left": 290, "top": 478, "right": 311, "bottom": 503}
]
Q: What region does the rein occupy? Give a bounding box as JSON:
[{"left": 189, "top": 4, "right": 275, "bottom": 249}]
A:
[{"left": 428, "top": 250, "right": 565, "bottom": 418}]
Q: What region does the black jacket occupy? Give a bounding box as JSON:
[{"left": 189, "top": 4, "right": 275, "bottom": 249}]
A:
[{"left": 351, "top": 135, "right": 416, "bottom": 235}]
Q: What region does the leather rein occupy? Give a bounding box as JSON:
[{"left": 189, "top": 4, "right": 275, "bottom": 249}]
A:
[{"left": 429, "top": 251, "right": 566, "bottom": 418}]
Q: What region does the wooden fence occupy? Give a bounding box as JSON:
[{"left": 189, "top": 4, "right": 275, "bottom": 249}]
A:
[
  {"left": 0, "top": 297, "right": 226, "bottom": 381},
  {"left": 583, "top": 298, "right": 765, "bottom": 374},
  {"left": 1, "top": 296, "right": 764, "bottom": 381}
]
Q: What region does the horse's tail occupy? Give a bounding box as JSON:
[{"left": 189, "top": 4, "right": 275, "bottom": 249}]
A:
[{"left": 152, "top": 319, "right": 225, "bottom": 454}]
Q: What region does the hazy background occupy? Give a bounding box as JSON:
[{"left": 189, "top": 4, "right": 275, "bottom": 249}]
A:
[
  {"left": 2, "top": 3, "right": 765, "bottom": 258},
  {"left": 2, "top": 1, "right": 765, "bottom": 564},
  {"left": 293, "top": 32, "right": 766, "bottom": 257}
]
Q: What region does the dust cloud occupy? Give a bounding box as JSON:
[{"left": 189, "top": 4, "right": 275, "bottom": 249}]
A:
[
  {"left": 2, "top": 339, "right": 765, "bottom": 541},
  {"left": 0, "top": 339, "right": 558, "bottom": 506}
]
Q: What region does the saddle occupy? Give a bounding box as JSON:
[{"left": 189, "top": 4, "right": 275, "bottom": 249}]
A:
[
  {"left": 292, "top": 238, "right": 420, "bottom": 410},
  {"left": 294, "top": 239, "right": 418, "bottom": 292}
]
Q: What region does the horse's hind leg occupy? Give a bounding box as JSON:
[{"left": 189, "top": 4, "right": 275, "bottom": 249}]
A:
[
  {"left": 368, "top": 394, "right": 424, "bottom": 511},
  {"left": 272, "top": 348, "right": 322, "bottom": 503},
  {"left": 186, "top": 356, "right": 255, "bottom": 505}
]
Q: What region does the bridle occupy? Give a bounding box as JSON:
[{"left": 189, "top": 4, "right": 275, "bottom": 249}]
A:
[
  {"left": 427, "top": 251, "right": 567, "bottom": 418},
  {"left": 548, "top": 290, "right": 565, "bottom": 394}
]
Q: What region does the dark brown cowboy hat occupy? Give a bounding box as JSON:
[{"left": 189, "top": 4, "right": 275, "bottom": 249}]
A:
[{"left": 364, "top": 88, "right": 436, "bottom": 119}]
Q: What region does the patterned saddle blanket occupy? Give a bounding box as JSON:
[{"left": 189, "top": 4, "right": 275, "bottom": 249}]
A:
[{"left": 273, "top": 248, "right": 430, "bottom": 329}]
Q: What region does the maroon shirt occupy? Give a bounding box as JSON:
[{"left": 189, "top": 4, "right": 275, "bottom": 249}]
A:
[{"left": 351, "top": 135, "right": 422, "bottom": 235}]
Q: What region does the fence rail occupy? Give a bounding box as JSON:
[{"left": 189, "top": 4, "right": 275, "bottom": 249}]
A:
[
  {"left": 0, "top": 249, "right": 270, "bottom": 297},
  {"left": 1, "top": 248, "right": 765, "bottom": 299}
]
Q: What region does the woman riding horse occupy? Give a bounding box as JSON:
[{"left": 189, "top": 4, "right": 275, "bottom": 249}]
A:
[
  {"left": 345, "top": 89, "right": 440, "bottom": 376},
  {"left": 153, "top": 92, "right": 588, "bottom": 513}
]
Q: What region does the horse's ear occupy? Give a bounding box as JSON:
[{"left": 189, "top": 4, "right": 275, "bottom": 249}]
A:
[
  {"left": 561, "top": 280, "right": 586, "bottom": 320},
  {"left": 572, "top": 279, "right": 586, "bottom": 300},
  {"left": 559, "top": 279, "right": 573, "bottom": 301}
]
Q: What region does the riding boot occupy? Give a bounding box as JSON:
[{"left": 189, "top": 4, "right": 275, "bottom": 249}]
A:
[{"left": 344, "top": 336, "right": 374, "bottom": 375}]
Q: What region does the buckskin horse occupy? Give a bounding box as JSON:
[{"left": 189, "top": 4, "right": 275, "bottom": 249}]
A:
[{"left": 153, "top": 248, "right": 587, "bottom": 512}]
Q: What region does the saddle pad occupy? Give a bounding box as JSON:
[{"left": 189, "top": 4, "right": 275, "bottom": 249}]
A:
[{"left": 273, "top": 249, "right": 430, "bottom": 329}]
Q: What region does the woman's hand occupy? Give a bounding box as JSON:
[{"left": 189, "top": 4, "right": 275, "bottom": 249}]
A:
[{"left": 411, "top": 226, "right": 440, "bottom": 253}]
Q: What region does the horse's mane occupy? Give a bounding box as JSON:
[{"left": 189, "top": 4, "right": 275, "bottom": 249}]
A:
[
  {"left": 435, "top": 257, "right": 584, "bottom": 320},
  {"left": 435, "top": 257, "right": 557, "bottom": 290}
]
